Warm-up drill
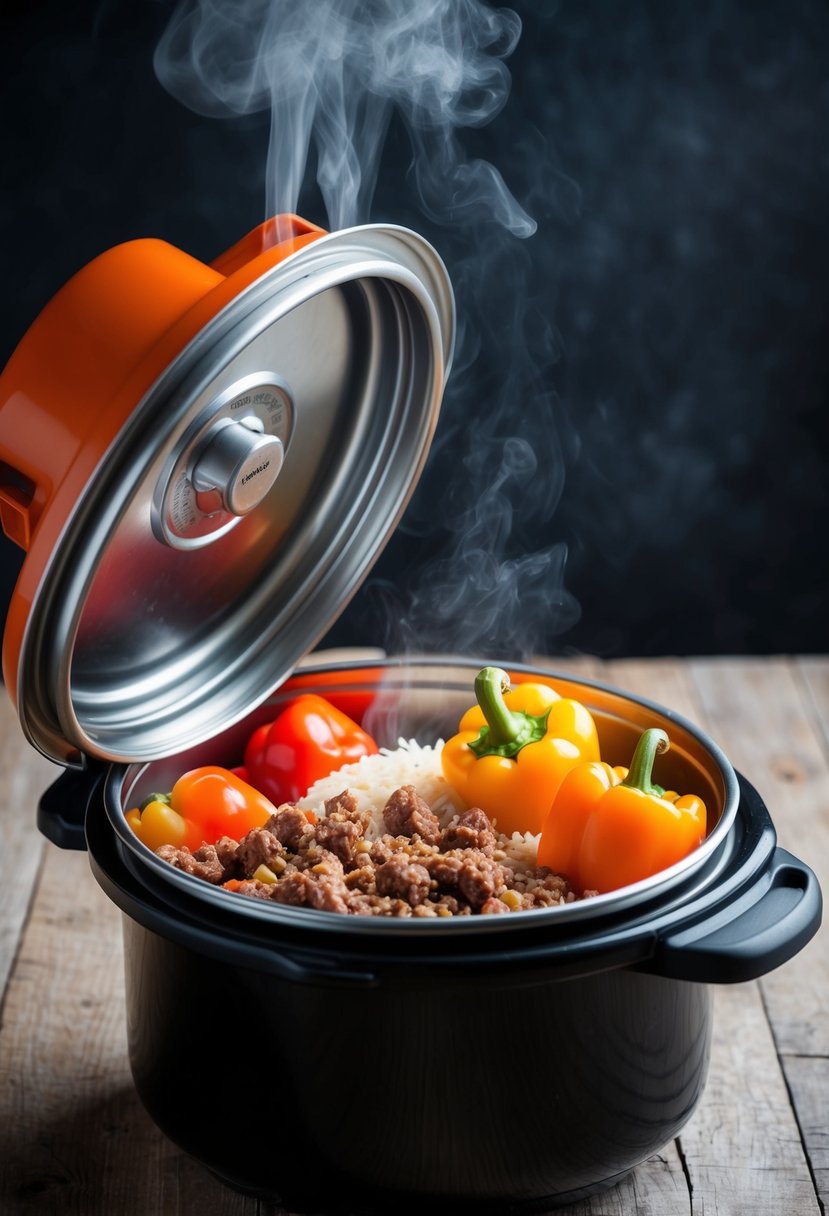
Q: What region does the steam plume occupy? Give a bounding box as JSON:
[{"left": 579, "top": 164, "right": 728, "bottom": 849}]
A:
[
  {"left": 155, "top": 0, "right": 579, "bottom": 659},
  {"left": 155, "top": 0, "right": 535, "bottom": 238}
]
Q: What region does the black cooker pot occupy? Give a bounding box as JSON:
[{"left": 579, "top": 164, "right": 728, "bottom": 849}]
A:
[{"left": 38, "top": 658, "right": 822, "bottom": 1215}]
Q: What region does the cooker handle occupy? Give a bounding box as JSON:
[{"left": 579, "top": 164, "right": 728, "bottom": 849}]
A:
[
  {"left": 652, "top": 847, "right": 822, "bottom": 983},
  {"left": 37, "top": 765, "right": 105, "bottom": 851}
]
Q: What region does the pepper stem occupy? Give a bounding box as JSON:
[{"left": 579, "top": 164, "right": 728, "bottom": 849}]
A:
[
  {"left": 467, "top": 667, "right": 551, "bottom": 760},
  {"left": 140, "top": 791, "right": 172, "bottom": 811},
  {"left": 475, "top": 668, "right": 524, "bottom": 746},
  {"left": 620, "top": 728, "right": 669, "bottom": 796}
]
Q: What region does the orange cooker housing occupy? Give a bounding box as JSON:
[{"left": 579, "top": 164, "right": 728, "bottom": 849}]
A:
[{"left": 0, "top": 215, "right": 326, "bottom": 704}]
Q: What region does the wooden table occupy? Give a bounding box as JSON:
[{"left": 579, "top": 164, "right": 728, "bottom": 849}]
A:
[{"left": 1, "top": 656, "right": 826, "bottom": 1215}]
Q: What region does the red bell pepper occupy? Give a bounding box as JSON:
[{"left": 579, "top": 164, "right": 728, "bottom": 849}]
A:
[{"left": 243, "top": 694, "right": 378, "bottom": 804}]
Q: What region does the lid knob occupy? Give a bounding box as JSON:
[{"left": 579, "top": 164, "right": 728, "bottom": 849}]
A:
[{"left": 191, "top": 417, "right": 284, "bottom": 516}]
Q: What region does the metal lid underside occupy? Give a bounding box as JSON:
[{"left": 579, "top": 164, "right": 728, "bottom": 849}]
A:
[{"left": 17, "top": 226, "right": 454, "bottom": 765}]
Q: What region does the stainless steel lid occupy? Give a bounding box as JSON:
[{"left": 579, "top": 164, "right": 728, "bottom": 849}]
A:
[{"left": 17, "top": 224, "right": 454, "bottom": 766}]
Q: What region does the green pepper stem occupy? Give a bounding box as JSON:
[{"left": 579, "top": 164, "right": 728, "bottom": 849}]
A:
[
  {"left": 467, "top": 667, "right": 550, "bottom": 759},
  {"left": 140, "top": 791, "right": 172, "bottom": 811},
  {"left": 620, "top": 728, "right": 669, "bottom": 796},
  {"left": 474, "top": 667, "right": 525, "bottom": 747}
]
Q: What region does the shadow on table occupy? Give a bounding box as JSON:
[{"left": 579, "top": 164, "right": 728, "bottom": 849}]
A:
[
  {"left": 1, "top": 1078, "right": 655, "bottom": 1215},
  {"left": 0, "top": 1083, "right": 283, "bottom": 1214}
]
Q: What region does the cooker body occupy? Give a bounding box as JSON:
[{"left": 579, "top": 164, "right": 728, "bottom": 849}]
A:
[
  {"left": 60, "top": 657, "right": 819, "bottom": 1210},
  {"left": 121, "top": 914, "right": 711, "bottom": 1213}
]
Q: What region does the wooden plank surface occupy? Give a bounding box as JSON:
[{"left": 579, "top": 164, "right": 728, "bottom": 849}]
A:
[
  {"left": 605, "top": 658, "right": 822, "bottom": 1216},
  {"left": 0, "top": 693, "right": 56, "bottom": 996},
  {"left": 689, "top": 658, "right": 828, "bottom": 1216},
  {"left": 0, "top": 657, "right": 825, "bottom": 1216},
  {"left": 690, "top": 658, "right": 829, "bottom": 1056}
]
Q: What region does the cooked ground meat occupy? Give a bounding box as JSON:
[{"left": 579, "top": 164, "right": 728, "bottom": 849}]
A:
[
  {"left": 230, "top": 878, "right": 275, "bottom": 901},
  {"left": 439, "top": 807, "right": 497, "bottom": 855},
  {"left": 368, "top": 837, "right": 393, "bottom": 865},
  {"left": 156, "top": 842, "right": 226, "bottom": 884},
  {"left": 269, "top": 869, "right": 310, "bottom": 906},
  {"left": 215, "top": 836, "right": 240, "bottom": 871},
  {"left": 322, "top": 790, "right": 364, "bottom": 822},
  {"left": 382, "top": 784, "right": 442, "bottom": 844},
  {"left": 153, "top": 786, "right": 580, "bottom": 917},
  {"left": 519, "top": 870, "right": 574, "bottom": 909},
  {"left": 294, "top": 844, "right": 344, "bottom": 875},
  {"left": 265, "top": 806, "right": 312, "bottom": 850},
  {"left": 425, "top": 849, "right": 508, "bottom": 909},
  {"left": 314, "top": 815, "right": 365, "bottom": 867},
  {"left": 375, "top": 855, "right": 432, "bottom": 907},
  {"left": 235, "top": 827, "right": 285, "bottom": 874},
  {"left": 304, "top": 872, "right": 351, "bottom": 915}
]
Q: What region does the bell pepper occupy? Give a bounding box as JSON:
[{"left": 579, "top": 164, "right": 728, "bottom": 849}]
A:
[
  {"left": 535, "top": 759, "right": 628, "bottom": 890},
  {"left": 243, "top": 694, "right": 379, "bottom": 805},
  {"left": 538, "top": 728, "right": 707, "bottom": 894},
  {"left": 126, "top": 795, "right": 202, "bottom": 853},
  {"left": 127, "top": 766, "right": 276, "bottom": 851},
  {"left": 441, "top": 667, "right": 600, "bottom": 836}
]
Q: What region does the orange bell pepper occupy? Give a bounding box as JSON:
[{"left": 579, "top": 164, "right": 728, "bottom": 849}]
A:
[
  {"left": 536, "top": 760, "right": 627, "bottom": 889},
  {"left": 441, "top": 667, "right": 600, "bottom": 836},
  {"left": 127, "top": 766, "right": 276, "bottom": 851},
  {"left": 538, "top": 728, "right": 707, "bottom": 894}
]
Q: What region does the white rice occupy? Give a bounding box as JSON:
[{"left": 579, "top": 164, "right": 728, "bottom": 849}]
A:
[{"left": 298, "top": 738, "right": 541, "bottom": 873}]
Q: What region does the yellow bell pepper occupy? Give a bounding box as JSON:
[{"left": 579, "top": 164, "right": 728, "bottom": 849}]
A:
[
  {"left": 538, "top": 728, "right": 707, "bottom": 893},
  {"left": 441, "top": 667, "right": 600, "bottom": 836}
]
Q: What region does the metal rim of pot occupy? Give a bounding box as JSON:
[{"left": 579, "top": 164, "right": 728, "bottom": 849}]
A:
[{"left": 101, "top": 656, "right": 744, "bottom": 938}]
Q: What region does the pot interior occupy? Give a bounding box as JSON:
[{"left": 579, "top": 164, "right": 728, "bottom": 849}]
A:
[{"left": 106, "top": 657, "right": 738, "bottom": 935}]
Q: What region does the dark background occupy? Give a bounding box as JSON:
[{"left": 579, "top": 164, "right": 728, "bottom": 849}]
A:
[{"left": 2, "top": 0, "right": 827, "bottom": 659}]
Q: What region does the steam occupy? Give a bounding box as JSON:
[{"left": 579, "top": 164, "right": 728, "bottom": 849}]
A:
[
  {"left": 369, "top": 231, "right": 581, "bottom": 659},
  {"left": 155, "top": 0, "right": 579, "bottom": 660},
  {"left": 154, "top": 0, "right": 535, "bottom": 238}
]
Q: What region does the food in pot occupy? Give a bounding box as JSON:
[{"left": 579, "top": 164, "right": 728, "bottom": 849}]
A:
[
  {"left": 243, "top": 694, "right": 378, "bottom": 805},
  {"left": 126, "top": 679, "right": 708, "bottom": 914},
  {"left": 538, "top": 728, "right": 707, "bottom": 893},
  {"left": 126, "top": 766, "right": 275, "bottom": 850},
  {"left": 153, "top": 744, "right": 583, "bottom": 916},
  {"left": 441, "top": 665, "right": 600, "bottom": 834}
]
